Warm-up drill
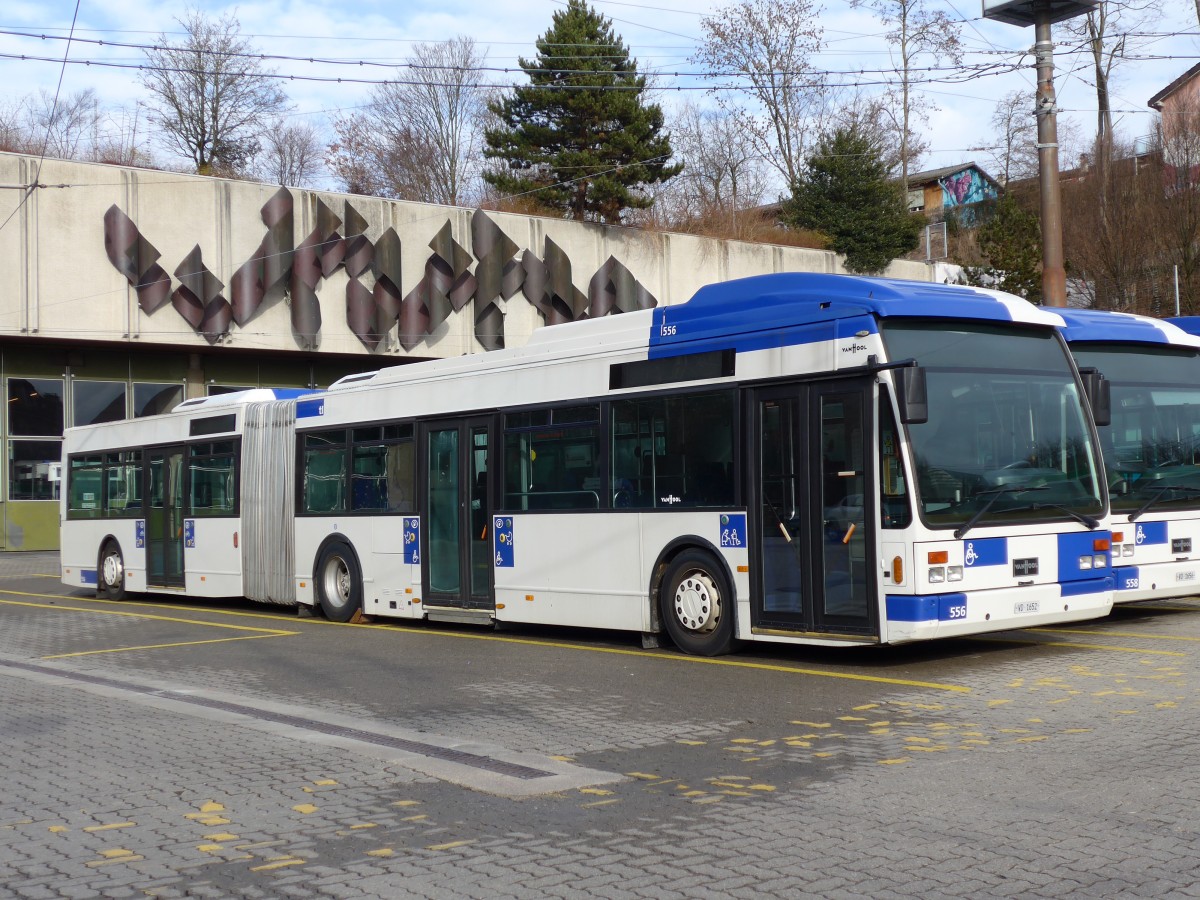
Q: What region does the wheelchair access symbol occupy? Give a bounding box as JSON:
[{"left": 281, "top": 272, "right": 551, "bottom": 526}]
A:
[
  {"left": 403, "top": 517, "right": 421, "bottom": 564},
  {"left": 494, "top": 517, "right": 515, "bottom": 568}
]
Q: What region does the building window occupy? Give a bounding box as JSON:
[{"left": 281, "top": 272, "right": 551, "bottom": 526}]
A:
[
  {"left": 208, "top": 384, "right": 255, "bottom": 396},
  {"left": 134, "top": 383, "right": 184, "bottom": 417},
  {"left": 8, "top": 377, "right": 63, "bottom": 501},
  {"left": 73, "top": 380, "right": 127, "bottom": 426}
]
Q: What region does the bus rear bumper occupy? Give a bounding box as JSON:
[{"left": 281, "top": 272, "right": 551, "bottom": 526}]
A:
[{"left": 885, "top": 578, "right": 1113, "bottom": 643}]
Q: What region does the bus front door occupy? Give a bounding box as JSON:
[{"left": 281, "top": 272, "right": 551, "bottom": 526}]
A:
[
  {"left": 753, "top": 380, "right": 878, "bottom": 639},
  {"left": 146, "top": 446, "right": 185, "bottom": 589},
  {"left": 422, "top": 418, "right": 494, "bottom": 611}
]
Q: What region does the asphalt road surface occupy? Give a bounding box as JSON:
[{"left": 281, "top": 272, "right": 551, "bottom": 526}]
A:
[{"left": 3, "top": 552, "right": 1200, "bottom": 898}]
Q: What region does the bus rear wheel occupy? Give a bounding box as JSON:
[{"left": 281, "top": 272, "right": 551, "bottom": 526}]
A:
[
  {"left": 98, "top": 541, "right": 126, "bottom": 601},
  {"left": 315, "top": 541, "right": 362, "bottom": 623},
  {"left": 660, "top": 550, "right": 734, "bottom": 657}
]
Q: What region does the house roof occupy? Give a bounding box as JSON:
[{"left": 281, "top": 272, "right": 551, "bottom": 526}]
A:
[
  {"left": 907, "top": 162, "right": 1001, "bottom": 191},
  {"left": 1149, "top": 62, "right": 1200, "bottom": 110}
]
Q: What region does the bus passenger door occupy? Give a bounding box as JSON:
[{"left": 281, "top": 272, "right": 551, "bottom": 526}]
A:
[
  {"left": 752, "top": 380, "right": 878, "bottom": 638},
  {"left": 421, "top": 417, "right": 494, "bottom": 611},
  {"left": 146, "top": 446, "right": 185, "bottom": 589}
]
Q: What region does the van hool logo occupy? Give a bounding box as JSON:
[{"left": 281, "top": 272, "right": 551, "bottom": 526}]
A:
[{"left": 841, "top": 342, "right": 868, "bottom": 354}]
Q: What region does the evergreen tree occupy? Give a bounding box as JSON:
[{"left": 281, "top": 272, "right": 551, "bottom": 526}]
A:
[
  {"left": 963, "top": 193, "right": 1042, "bottom": 302},
  {"left": 780, "top": 126, "right": 921, "bottom": 274},
  {"left": 483, "top": 0, "right": 681, "bottom": 224}
]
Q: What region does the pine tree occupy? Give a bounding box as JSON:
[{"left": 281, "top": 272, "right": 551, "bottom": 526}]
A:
[
  {"left": 780, "top": 126, "right": 922, "bottom": 274},
  {"left": 483, "top": 0, "right": 681, "bottom": 224},
  {"left": 963, "top": 193, "right": 1042, "bottom": 302}
]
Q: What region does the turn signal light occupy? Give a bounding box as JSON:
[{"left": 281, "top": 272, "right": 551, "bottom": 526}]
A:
[
  {"left": 928, "top": 550, "right": 949, "bottom": 564},
  {"left": 1093, "top": 538, "right": 1110, "bottom": 551},
  {"left": 1112, "top": 532, "right": 1124, "bottom": 543},
  {"left": 892, "top": 556, "right": 903, "bottom": 583}
]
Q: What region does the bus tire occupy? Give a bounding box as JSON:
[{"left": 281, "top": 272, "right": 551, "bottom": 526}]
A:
[
  {"left": 315, "top": 540, "right": 362, "bottom": 623},
  {"left": 98, "top": 540, "right": 127, "bottom": 601},
  {"left": 660, "top": 549, "right": 734, "bottom": 657}
]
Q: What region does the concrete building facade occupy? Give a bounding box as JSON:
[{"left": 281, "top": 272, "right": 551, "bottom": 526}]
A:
[{"left": 0, "top": 152, "right": 934, "bottom": 549}]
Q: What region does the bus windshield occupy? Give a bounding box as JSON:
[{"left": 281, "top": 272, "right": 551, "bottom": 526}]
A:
[
  {"left": 882, "top": 321, "right": 1104, "bottom": 531},
  {"left": 1070, "top": 344, "right": 1200, "bottom": 514}
]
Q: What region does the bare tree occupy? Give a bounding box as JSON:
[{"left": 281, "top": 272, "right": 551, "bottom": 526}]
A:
[
  {"left": 328, "top": 37, "right": 490, "bottom": 205},
  {"left": 693, "top": 0, "right": 831, "bottom": 187},
  {"left": 657, "top": 102, "right": 770, "bottom": 236},
  {"left": 140, "top": 8, "right": 290, "bottom": 176},
  {"left": 1062, "top": 0, "right": 1161, "bottom": 161},
  {"left": 851, "top": 0, "right": 962, "bottom": 192},
  {"left": 1062, "top": 137, "right": 1160, "bottom": 313},
  {"left": 987, "top": 90, "right": 1039, "bottom": 185},
  {"left": 26, "top": 89, "right": 101, "bottom": 159},
  {"left": 256, "top": 119, "right": 324, "bottom": 187},
  {"left": 90, "top": 104, "right": 154, "bottom": 168},
  {"left": 1155, "top": 96, "right": 1200, "bottom": 313}
]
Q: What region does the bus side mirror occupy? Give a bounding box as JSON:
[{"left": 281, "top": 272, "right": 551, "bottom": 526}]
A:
[
  {"left": 894, "top": 366, "right": 928, "bottom": 425},
  {"left": 1078, "top": 368, "right": 1111, "bottom": 427}
]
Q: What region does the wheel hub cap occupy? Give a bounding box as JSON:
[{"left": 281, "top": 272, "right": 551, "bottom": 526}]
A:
[{"left": 674, "top": 573, "right": 719, "bottom": 633}]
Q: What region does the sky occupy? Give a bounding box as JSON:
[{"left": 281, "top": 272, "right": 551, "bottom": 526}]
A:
[{"left": 0, "top": 0, "right": 1196, "bottom": 193}]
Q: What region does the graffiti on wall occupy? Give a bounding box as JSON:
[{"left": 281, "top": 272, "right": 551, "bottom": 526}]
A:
[
  {"left": 939, "top": 168, "right": 997, "bottom": 208},
  {"left": 102, "top": 190, "right": 658, "bottom": 351}
]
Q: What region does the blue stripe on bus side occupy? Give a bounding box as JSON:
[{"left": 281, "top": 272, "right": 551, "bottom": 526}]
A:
[
  {"left": 1114, "top": 566, "right": 1140, "bottom": 591},
  {"left": 80, "top": 569, "right": 97, "bottom": 585},
  {"left": 1060, "top": 576, "right": 1113, "bottom": 597},
  {"left": 886, "top": 594, "right": 967, "bottom": 622}
]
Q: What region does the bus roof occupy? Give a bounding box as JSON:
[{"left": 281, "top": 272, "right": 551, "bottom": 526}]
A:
[
  {"left": 173, "top": 388, "right": 316, "bottom": 412},
  {"left": 1054, "top": 308, "right": 1200, "bottom": 349},
  {"left": 1166, "top": 316, "right": 1200, "bottom": 340},
  {"left": 679, "top": 273, "right": 1062, "bottom": 326}
]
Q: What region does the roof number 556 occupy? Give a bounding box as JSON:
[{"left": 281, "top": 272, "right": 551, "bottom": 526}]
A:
[{"left": 660, "top": 323, "right": 677, "bottom": 336}]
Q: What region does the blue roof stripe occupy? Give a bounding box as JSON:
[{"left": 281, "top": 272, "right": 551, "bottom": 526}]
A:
[
  {"left": 1054, "top": 308, "right": 1176, "bottom": 345},
  {"left": 648, "top": 273, "right": 1037, "bottom": 359}
]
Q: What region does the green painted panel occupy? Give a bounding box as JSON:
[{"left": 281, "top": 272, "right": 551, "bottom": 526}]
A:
[{"left": 5, "top": 500, "right": 59, "bottom": 550}]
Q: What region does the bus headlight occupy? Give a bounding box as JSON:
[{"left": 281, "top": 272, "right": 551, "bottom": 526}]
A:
[
  {"left": 1123, "top": 544, "right": 1134, "bottom": 557},
  {"left": 1094, "top": 553, "right": 1108, "bottom": 568},
  {"left": 928, "top": 567, "right": 946, "bottom": 583},
  {"left": 947, "top": 566, "right": 963, "bottom": 582},
  {"left": 1079, "top": 555, "right": 1093, "bottom": 570}
]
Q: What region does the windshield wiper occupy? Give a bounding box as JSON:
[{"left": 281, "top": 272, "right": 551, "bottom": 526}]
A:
[
  {"left": 998, "top": 501, "right": 1100, "bottom": 530},
  {"left": 953, "top": 485, "right": 1048, "bottom": 539},
  {"left": 1128, "top": 484, "right": 1200, "bottom": 522}
]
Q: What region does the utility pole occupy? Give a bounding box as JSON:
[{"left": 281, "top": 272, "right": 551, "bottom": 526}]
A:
[
  {"left": 983, "top": 0, "right": 1098, "bottom": 307},
  {"left": 1033, "top": 10, "right": 1066, "bottom": 305}
]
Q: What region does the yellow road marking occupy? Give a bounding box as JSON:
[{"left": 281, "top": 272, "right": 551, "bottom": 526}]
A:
[
  {"left": 975, "top": 636, "right": 1185, "bottom": 656},
  {"left": 1032, "top": 627, "right": 1200, "bottom": 643},
  {"left": 43, "top": 632, "right": 296, "bottom": 659},
  {"left": 12, "top": 588, "right": 971, "bottom": 693},
  {"left": 0, "top": 594, "right": 294, "bottom": 634},
  {"left": 250, "top": 857, "right": 305, "bottom": 871},
  {"left": 427, "top": 840, "right": 474, "bottom": 851},
  {"left": 366, "top": 848, "right": 394, "bottom": 857},
  {"left": 83, "top": 822, "right": 135, "bottom": 832}
]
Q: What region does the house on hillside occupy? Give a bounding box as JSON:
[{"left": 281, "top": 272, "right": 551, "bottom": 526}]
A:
[
  {"left": 1149, "top": 62, "right": 1200, "bottom": 189},
  {"left": 905, "top": 163, "right": 1002, "bottom": 222}
]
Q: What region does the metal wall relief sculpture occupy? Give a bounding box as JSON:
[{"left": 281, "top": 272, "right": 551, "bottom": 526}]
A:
[
  {"left": 290, "top": 198, "right": 344, "bottom": 349},
  {"left": 172, "top": 245, "right": 231, "bottom": 345},
  {"left": 229, "top": 187, "right": 294, "bottom": 327},
  {"left": 101, "top": 195, "right": 658, "bottom": 354},
  {"left": 103, "top": 205, "right": 171, "bottom": 314}
]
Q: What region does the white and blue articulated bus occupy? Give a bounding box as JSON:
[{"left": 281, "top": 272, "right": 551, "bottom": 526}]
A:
[
  {"left": 1058, "top": 309, "right": 1200, "bottom": 602},
  {"left": 61, "top": 389, "right": 309, "bottom": 604},
  {"left": 291, "top": 273, "right": 1113, "bottom": 655}
]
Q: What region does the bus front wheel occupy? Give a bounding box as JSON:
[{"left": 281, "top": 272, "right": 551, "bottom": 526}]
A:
[
  {"left": 315, "top": 541, "right": 363, "bottom": 623},
  {"left": 660, "top": 550, "right": 734, "bottom": 657},
  {"left": 98, "top": 541, "right": 126, "bottom": 601}
]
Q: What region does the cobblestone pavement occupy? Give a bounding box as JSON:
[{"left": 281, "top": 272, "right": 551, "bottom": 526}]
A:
[{"left": 3, "top": 554, "right": 1200, "bottom": 897}]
